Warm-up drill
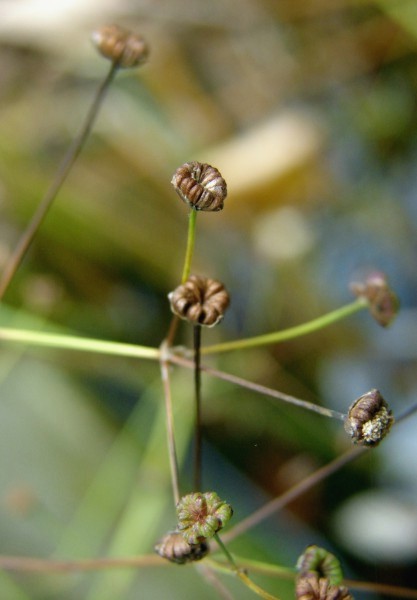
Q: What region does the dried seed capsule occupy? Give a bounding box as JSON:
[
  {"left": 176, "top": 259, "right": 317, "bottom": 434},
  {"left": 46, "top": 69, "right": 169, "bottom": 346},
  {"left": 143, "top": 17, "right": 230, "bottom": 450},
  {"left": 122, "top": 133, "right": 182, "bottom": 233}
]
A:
[
  {"left": 176, "top": 491, "right": 233, "bottom": 545},
  {"left": 171, "top": 162, "right": 227, "bottom": 212},
  {"left": 350, "top": 272, "right": 399, "bottom": 327},
  {"left": 297, "top": 546, "right": 343, "bottom": 586},
  {"left": 91, "top": 25, "right": 149, "bottom": 68},
  {"left": 154, "top": 530, "right": 209, "bottom": 565},
  {"left": 296, "top": 573, "right": 352, "bottom": 600},
  {"left": 168, "top": 275, "right": 230, "bottom": 327},
  {"left": 344, "top": 389, "right": 394, "bottom": 447}
]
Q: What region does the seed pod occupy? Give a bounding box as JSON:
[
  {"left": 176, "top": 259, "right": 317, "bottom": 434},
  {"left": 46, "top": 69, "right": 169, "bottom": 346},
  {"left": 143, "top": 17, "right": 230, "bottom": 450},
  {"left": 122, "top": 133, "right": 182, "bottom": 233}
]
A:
[
  {"left": 344, "top": 389, "right": 394, "bottom": 447},
  {"left": 91, "top": 25, "right": 149, "bottom": 68},
  {"left": 168, "top": 275, "right": 230, "bottom": 327},
  {"left": 350, "top": 272, "right": 399, "bottom": 327},
  {"left": 176, "top": 491, "right": 233, "bottom": 545},
  {"left": 297, "top": 546, "right": 343, "bottom": 586},
  {"left": 171, "top": 162, "right": 227, "bottom": 211},
  {"left": 296, "top": 573, "right": 352, "bottom": 600},
  {"left": 154, "top": 530, "right": 209, "bottom": 565}
]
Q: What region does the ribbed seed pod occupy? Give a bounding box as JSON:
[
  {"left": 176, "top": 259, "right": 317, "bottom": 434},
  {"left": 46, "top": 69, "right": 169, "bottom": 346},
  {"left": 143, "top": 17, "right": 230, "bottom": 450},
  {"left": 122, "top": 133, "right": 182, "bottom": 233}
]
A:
[
  {"left": 296, "top": 573, "right": 352, "bottom": 600},
  {"left": 171, "top": 162, "right": 227, "bottom": 211},
  {"left": 350, "top": 272, "right": 399, "bottom": 327},
  {"left": 176, "top": 492, "right": 233, "bottom": 545},
  {"left": 344, "top": 389, "right": 394, "bottom": 447},
  {"left": 91, "top": 25, "right": 149, "bottom": 68},
  {"left": 297, "top": 546, "right": 343, "bottom": 586},
  {"left": 168, "top": 275, "right": 230, "bottom": 327},
  {"left": 154, "top": 530, "right": 209, "bottom": 565}
]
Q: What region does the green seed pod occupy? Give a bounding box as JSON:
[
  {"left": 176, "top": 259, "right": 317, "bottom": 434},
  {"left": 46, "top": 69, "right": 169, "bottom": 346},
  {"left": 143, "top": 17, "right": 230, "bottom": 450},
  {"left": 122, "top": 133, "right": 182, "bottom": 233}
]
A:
[
  {"left": 297, "top": 545, "right": 343, "bottom": 586},
  {"left": 176, "top": 491, "right": 233, "bottom": 545}
]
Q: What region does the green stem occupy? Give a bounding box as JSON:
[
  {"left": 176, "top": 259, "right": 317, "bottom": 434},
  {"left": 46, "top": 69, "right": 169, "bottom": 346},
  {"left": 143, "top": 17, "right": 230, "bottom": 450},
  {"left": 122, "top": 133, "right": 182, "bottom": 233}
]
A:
[
  {"left": 213, "top": 535, "right": 281, "bottom": 600},
  {"left": 213, "top": 533, "right": 238, "bottom": 571},
  {"left": 202, "top": 298, "right": 367, "bottom": 355},
  {"left": 160, "top": 342, "right": 181, "bottom": 504},
  {"left": 181, "top": 208, "right": 197, "bottom": 283},
  {"left": 0, "top": 327, "right": 159, "bottom": 360},
  {"left": 0, "top": 62, "right": 119, "bottom": 300}
]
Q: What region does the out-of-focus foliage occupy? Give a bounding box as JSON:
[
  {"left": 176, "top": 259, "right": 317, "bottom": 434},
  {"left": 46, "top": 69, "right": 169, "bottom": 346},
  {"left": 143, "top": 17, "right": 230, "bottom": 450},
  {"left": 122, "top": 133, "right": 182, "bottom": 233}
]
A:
[{"left": 0, "top": 1, "right": 417, "bottom": 598}]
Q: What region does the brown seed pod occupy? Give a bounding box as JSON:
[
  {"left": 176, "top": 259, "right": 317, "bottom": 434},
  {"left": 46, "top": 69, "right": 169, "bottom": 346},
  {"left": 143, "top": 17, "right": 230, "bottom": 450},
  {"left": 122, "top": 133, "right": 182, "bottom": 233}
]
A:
[
  {"left": 296, "top": 573, "right": 352, "bottom": 600},
  {"left": 154, "top": 530, "right": 209, "bottom": 565},
  {"left": 171, "top": 162, "right": 227, "bottom": 211},
  {"left": 168, "top": 275, "right": 230, "bottom": 327},
  {"left": 350, "top": 271, "right": 399, "bottom": 327},
  {"left": 344, "top": 389, "right": 394, "bottom": 447},
  {"left": 91, "top": 25, "right": 149, "bottom": 68}
]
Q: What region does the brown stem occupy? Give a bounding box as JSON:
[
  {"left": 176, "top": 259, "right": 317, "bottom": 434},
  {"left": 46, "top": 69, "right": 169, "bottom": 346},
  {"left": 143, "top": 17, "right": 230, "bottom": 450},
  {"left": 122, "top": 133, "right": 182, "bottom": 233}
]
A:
[
  {"left": 194, "top": 324, "right": 202, "bottom": 490},
  {"left": 168, "top": 353, "right": 346, "bottom": 421},
  {"left": 159, "top": 341, "right": 181, "bottom": 505},
  {"left": 344, "top": 578, "right": 417, "bottom": 599},
  {"left": 165, "top": 315, "right": 180, "bottom": 348},
  {"left": 197, "top": 563, "right": 235, "bottom": 600},
  {"left": 0, "top": 62, "right": 119, "bottom": 300},
  {"left": 220, "top": 447, "right": 366, "bottom": 543},
  {"left": 0, "top": 554, "right": 163, "bottom": 572}
]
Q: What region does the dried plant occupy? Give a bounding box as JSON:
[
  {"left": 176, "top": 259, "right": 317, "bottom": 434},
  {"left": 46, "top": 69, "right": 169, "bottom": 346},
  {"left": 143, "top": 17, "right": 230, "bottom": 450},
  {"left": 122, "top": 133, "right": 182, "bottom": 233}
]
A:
[{"left": 0, "top": 16, "right": 416, "bottom": 600}]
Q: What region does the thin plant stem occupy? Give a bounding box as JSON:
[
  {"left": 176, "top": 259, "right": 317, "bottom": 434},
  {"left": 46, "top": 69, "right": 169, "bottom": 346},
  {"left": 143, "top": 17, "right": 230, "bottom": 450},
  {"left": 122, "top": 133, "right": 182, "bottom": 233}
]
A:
[
  {"left": 0, "top": 327, "right": 159, "bottom": 360},
  {"left": 164, "top": 208, "right": 198, "bottom": 348},
  {"left": 209, "top": 557, "right": 417, "bottom": 599},
  {"left": 343, "top": 578, "right": 417, "bottom": 599},
  {"left": 169, "top": 353, "right": 346, "bottom": 421},
  {"left": 181, "top": 208, "right": 198, "bottom": 283},
  {"left": 214, "top": 533, "right": 238, "bottom": 571},
  {"left": 221, "top": 446, "right": 366, "bottom": 544},
  {"left": 206, "top": 556, "right": 295, "bottom": 581},
  {"left": 0, "top": 554, "right": 162, "bottom": 572},
  {"left": 165, "top": 314, "right": 180, "bottom": 347},
  {"left": 1, "top": 552, "right": 416, "bottom": 598},
  {"left": 236, "top": 572, "right": 281, "bottom": 600},
  {"left": 160, "top": 341, "right": 181, "bottom": 505},
  {"left": 0, "top": 62, "right": 119, "bottom": 300},
  {"left": 197, "top": 563, "right": 235, "bottom": 600},
  {"left": 194, "top": 324, "right": 202, "bottom": 490},
  {"left": 221, "top": 403, "right": 417, "bottom": 544},
  {"left": 214, "top": 534, "right": 281, "bottom": 600},
  {"left": 201, "top": 298, "right": 367, "bottom": 355}
]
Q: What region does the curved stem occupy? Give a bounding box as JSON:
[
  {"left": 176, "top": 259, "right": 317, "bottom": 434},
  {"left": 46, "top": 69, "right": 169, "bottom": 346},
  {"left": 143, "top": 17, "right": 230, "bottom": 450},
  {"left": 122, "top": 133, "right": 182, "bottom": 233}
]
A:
[
  {"left": 181, "top": 208, "right": 197, "bottom": 283},
  {"left": 0, "top": 327, "right": 159, "bottom": 360},
  {"left": 0, "top": 62, "right": 119, "bottom": 300},
  {"left": 214, "top": 533, "right": 281, "bottom": 600},
  {"left": 202, "top": 298, "right": 367, "bottom": 355}
]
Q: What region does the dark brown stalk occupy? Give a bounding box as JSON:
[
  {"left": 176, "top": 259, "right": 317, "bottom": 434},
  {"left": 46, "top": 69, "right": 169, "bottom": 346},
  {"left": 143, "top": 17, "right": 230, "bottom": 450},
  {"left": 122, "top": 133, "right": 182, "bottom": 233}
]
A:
[
  {"left": 194, "top": 324, "right": 202, "bottom": 490},
  {"left": 168, "top": 353, "right": 346, "bottom": 421},
  {"left": 0, "top": 62, "right": 119, "bottom": 300},
  {"left": 221, "top": 447, "right": 365, "bottom": 543}
]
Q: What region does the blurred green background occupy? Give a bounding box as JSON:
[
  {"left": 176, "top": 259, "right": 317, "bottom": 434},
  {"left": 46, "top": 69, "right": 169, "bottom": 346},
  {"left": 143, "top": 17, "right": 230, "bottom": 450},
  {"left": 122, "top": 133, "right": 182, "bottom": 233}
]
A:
[{"left": 0, "top": 1, "right": 417, "bottom": 598}]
